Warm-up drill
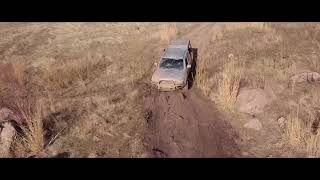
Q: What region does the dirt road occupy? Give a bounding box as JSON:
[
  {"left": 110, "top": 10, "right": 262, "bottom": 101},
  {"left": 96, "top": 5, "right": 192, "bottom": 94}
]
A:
[
  {"left": 143, "top": 23, "right": 242, "bottom": 157},
  {"left": 144, "top": 89, "right": 241, "bottom": 157}
]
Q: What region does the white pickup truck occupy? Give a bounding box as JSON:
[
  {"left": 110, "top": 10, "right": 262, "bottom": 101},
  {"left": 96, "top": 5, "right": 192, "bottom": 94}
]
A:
[{"left": 151, "top": 38, "right": 194, "bottom": 91}]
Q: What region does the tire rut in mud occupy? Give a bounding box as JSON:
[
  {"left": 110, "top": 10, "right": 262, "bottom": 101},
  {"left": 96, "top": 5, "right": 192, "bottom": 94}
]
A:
[{"left": 143, "top": 89, "right": 242, "bottom": 158}]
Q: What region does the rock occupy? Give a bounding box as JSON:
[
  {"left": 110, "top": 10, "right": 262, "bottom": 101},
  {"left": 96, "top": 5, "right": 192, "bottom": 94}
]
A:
[
  {"left": 0, "top": 122, "right": 16, "bottom": 157},
  {"left": 235, "top": 88, "right": 275, "bottom": 115},
  {"left": 52, "top": 152, "right": 71, "bottom": 158},
  {"left": 45, "top": 145, "right": 58, "bottom": 157},
  {"left": 290, "top": 72, "right": 320, "bottom": 83},
  {"left": 266, "top": 155, "right": 273, "bottom": 158},
  {"left": 277, "top": 117, "right": 286, "bottom": 128},
  {"left": 88, "top": 152, "right": 97, "bottom": 158},
  {"left": 0, "top": 107, "right": 21, "bottom": 123},
  {"left": 244, "top": 119, "right": 262, "bottom": 131},
  {"left": 241, "top": 152, "right": 249, "bottom": 156}
]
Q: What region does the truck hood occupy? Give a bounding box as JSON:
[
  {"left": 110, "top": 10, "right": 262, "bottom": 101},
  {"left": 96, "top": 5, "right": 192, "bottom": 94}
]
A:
[{"left": 152, "top": 68, "right": 185, "bottom": 83}]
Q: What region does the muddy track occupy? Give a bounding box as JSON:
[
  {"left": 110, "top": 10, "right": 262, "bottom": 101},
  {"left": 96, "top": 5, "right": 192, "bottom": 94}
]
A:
[{"left": 144, "top": 89, "right": 241, "bottom": 157}]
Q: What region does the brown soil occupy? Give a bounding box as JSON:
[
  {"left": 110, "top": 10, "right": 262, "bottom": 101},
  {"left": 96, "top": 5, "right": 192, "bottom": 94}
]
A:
[{"left": 143, "top": 88, "right": 242, "bottom": 157}]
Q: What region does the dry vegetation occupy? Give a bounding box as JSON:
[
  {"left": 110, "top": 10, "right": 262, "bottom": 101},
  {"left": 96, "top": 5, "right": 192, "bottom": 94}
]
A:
[
  {"left": 0, "top": 23, "right": 194, "bottom": 157},
  {"left": 160, "top": 23, "right": 178, "bottom": 43},
  {"left": 1, "top": 22, "right": 320, "bottom": 157},
  {"left": 217, "top": 58, "right": 243, "bottom": 111},
  {"left": 284, "top": 84, "right": 320, "bottom": 157},
  {"left": 196, "top": 54, "right": 211, "bottom": 96},
  {"left": 37, "top": 55, "right": 109, "bottom": 90},
  {"left": 14, "top": 100, "right": 44, "bottom": 157},
  {"left": 194, "top": 22, "right": 320, "bottom": 157},
  {"left": 0, "top": 61, "right": 45, "bottom": 157}
]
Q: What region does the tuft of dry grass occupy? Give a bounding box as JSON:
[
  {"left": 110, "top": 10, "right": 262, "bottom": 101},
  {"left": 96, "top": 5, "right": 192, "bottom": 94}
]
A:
[
  {"left": 196, "top": 56, "right": 211, "bottom": 96},
  {"left": 285, "top": 104, "right": 307, "bottom": 147},
  {"left": 217, "top": 59, "right": 244, "bottom": 111},
  {"left": 13, "top": 100, "right": 45, "bottom": 157},
  {"left": 285, "top": 95, "right": 320, "bottom": 157},
  {"left": 286, "top": 111, "right": 320, "bottom": 157},
  {"left": 306, "top": 132, "right": 320, "bottom": 157},
  {"left": 160, "top": 23, "right": 178, "bottom": 43},
  {"left": 37, "top": 55, "right": 109, "bottom": 91}
]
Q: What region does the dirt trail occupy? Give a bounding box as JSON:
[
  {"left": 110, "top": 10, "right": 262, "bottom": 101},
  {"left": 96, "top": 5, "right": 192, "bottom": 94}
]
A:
[
  {"left": 144, "top": 23, "right": 242, "bottom": 157},
  {"left": 144, "top": 90, "right": 241, "bottom": 157}
]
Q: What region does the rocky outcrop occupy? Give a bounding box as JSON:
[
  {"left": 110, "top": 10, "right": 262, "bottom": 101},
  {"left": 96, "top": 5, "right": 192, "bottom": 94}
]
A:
[
  {"left": 290, "top": 72, "right": 320, "bottom": 84},
  {"left": 244, "top": 119, "right": 262, "bottom": 131},
  {"left": 235, "top": 88, "right": 275, "bottom": 115}
]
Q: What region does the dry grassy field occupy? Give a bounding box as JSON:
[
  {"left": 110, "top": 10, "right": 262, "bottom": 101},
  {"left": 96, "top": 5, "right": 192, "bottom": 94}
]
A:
[{"left": 0, "top": 22, "right": 319, "bottom": 157}]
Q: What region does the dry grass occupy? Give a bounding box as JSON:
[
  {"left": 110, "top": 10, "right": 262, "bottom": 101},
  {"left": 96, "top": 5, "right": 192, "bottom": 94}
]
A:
[
  {"left": 0, "top": 62, "right": 27, "bottom": 89},
  {"left": 221, "top": 22, "right": 270, "bottom": 32},
  {"left": 285, "top": 91, "right": 320, "bottom": 157},
  {"left": 36, "top": 55, "right": 109, "bottom": 91},
  {"left": 0, "top": 23, "right": 176, "bottom": 157},
  {"left": 306, "top": 132, "right": 320, "bottom": 157},
  {"left": 12, "top": 62, "right": 27, "bottom": 86},
  {"left": 13, "top": 100, "right": 45, "bottom": 157},
  {"left": 286, "top": 110, "right": 320, "bottom": 157},
  {"left": 0, "top": 62, "right": 45, "bottom": 157},
  {"left": 160, "top": 23, "right": 178, "bottom": 43},
  {"left": 306, "top": 86, "right": 320, "bottom": 157},
  {"left": 285, "top": 104, "right": 307, "bottom": 147},
  {"left": 196, "top": 55, "right": 211, "bottom": 96},
  {"left": 217, "top": 59, "right": 244, "bottom": 111}
]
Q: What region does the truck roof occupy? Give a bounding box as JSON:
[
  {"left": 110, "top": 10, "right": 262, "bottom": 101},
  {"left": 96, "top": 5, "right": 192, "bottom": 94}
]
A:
[
  {"left": 162, "top": 38, "right": 190, "bottom": 59},
  {"left": 162, "top": 48, "right": 187, "bottom": 59}
]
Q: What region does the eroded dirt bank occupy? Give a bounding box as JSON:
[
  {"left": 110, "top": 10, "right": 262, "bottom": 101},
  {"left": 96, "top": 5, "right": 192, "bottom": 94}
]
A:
[{"left": 143, "top": 88, "right": 242, "bottom": 157}]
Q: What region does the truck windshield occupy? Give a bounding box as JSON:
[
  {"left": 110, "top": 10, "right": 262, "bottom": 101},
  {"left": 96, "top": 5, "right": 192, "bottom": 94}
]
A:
[{"left": 159, "top": 58, "right": 184, "bottom": 70}]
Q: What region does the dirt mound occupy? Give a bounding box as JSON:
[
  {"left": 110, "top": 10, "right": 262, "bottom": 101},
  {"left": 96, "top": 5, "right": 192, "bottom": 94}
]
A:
[{"left": 143, "top": 88, "right": 241, "bottom": 158}]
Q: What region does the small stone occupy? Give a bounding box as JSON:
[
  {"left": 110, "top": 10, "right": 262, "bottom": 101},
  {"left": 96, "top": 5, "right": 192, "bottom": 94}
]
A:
[
  {"left": 88, "top": 152, "right": 97, "bottom": 158},
  {"left": 0, "top": 108, "right": 21, "bottom": 123},
  {"left": 228, "top": 53, "right": 234, "bottom": 59},
  {"left": 93, "top": 136, "right": 100, "bottom": 142},
  {"left": 277, "top": 117, "right": 286, "bottom": 128},
  {"left": 244, "top": 119, "right": 262, "bottom": 131},
  {"left": 242, "top": 152, "right": 249, "bottom": 156}
]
